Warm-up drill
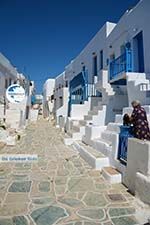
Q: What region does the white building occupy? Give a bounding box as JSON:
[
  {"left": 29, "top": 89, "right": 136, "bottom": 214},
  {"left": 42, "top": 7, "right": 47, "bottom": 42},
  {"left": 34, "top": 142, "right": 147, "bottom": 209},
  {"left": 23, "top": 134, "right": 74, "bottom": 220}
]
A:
[
  {"left": 44, "top": 0, "right": 150, "bottom": 205},
  {"left": 52, "top": 72, "right": 68, "bottom": 126},
  {"left": 0, "top": 53, "right": 33, "bottom": 129},
  {"left": 43, "top": 78, "right": 55, "bottom": 118}
]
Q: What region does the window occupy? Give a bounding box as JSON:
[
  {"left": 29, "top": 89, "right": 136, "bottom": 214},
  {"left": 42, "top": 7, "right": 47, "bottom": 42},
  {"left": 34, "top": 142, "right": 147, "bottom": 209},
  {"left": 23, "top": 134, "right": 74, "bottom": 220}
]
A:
[
  {"left": 100, "top": 50, "right": 103, "bottom": 70},
  {"left": 93, "top": 55, "right": 97, "bottom": 76}
]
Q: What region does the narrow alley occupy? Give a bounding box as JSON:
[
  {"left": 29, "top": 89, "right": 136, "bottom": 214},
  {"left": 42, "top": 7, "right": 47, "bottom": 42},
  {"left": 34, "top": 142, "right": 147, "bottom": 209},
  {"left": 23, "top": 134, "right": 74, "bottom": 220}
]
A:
[{"left": 0, "top": 118, "right": 149, "bottom": 225}]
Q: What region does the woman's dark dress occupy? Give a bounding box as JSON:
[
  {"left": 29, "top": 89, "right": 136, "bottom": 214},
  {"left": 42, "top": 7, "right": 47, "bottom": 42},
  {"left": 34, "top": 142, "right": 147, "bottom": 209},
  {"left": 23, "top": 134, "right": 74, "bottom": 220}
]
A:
[{"left": 131, "top": 105, "right": 150, "bottom": 140}]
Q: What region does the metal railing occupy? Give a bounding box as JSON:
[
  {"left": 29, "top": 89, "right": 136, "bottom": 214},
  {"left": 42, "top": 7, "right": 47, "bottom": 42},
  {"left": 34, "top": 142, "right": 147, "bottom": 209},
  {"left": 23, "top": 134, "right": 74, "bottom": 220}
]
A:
[{"left": 110, "top": 49, "right": 132, "bottom": 80}]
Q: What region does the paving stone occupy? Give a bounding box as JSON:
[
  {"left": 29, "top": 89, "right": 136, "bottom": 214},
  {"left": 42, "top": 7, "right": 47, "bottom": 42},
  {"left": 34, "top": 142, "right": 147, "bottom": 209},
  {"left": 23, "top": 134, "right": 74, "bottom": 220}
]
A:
[
  {"left": 12, "top": 174, "right": 29, "bottom": 181},
  {"left": 62, "top": 223, "right": 73, "bottom": 225},
  {"left": 68, "top": 178, "right": 94, "bottom": 192},
  {"left": 12, "top": 216, "right": 28, "bottom": 225},
  {"left": 5, "top": 193, "right": 29, "bottom": 203},
  {"left": 77, "top": 208, "right": 105, "bottom": 220},
  {"left": 55, "top": 185, "right": 66, "bottom": 195},
  {"left": 88, "top": 170, "right": 101, "bottom": 177},
  {"left": 111, "top": 216, "right": 138, "bottom": 225},
  {"left": 0, "top": 218, "right": 12, "bottom": 225},
  {"left": 31, "top": 205, "right": 68, "bottom": 225},
  {"left": 8, "top": 181, "right": 32, "bottom": 192},
  {"left": 38, "top": 181, "right": 50, "bottom": 192},
  {"left": 107, "top": 194, "right": 126, "bottom": 202},
  {"left": 0, "top": 180, "right": 8, "bottom": 191},
  {"left": 55, "top": 176, "right": 68, "bottom": 185},
  {"left": 32, "top": 197, "right": 55, "bottom": 205},
  {"left": 108, "top": 208, "right": 135, "bottom": 217},
  {"left": 84, "top": 222, "right": 102, "bottom": 225},
  {"left": 30, "top": 172, "right": 49, "bottom": 181},
  {"left": 74, "top": 222, "right": 82, "bottom": 225},
  {"left": 0, "top": 203, "right": 28, "bottom": 216},
  {"left": 102, "top": 222, "right": 113, "bottom": 225},
  {"left": 83, "top": 192, "right": 108, "bottom": 207},
  {"left": 57, "top": 169, "right": 69, "bottom": 176},
  {"left": 95, "top": 183, "right": 111, "bottom": 190},
  {"left": 59, "top": 198, "right": 83, "bottom": 208},
  {"left": 77, "top": 192, "right": 86, "bottom": 199}
]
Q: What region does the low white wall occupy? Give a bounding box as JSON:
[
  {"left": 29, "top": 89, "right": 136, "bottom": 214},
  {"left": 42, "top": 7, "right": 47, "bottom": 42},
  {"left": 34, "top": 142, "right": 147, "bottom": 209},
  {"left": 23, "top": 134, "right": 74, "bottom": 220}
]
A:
[{"left": 124, "top": 138, "right": 150, "bottom": 204}]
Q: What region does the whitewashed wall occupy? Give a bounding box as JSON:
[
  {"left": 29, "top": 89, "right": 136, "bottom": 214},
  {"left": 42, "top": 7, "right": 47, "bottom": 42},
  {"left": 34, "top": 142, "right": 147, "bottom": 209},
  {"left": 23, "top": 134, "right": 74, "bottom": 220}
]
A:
[
  {"left": 65, "top": 22, "right": 116, "bottom": 85},
  {"left": 107, "top": 0, "right": 150, "bottom": 74}
]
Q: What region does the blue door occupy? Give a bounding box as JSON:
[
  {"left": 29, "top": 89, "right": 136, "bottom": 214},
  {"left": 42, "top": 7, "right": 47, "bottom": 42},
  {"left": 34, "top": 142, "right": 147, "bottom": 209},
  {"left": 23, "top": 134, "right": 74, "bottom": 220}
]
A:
[{"left": 133, "top": 31, "right": 145, "bottom": 73}]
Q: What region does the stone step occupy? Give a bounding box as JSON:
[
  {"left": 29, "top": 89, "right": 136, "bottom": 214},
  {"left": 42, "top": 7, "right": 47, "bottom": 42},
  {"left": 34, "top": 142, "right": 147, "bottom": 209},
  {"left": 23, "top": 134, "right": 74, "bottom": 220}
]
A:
[
  {"left": 101, "top": 130, "right": 118, "bottom": 143},
  {"left": 71, "top": 120, "right": 79, "bottom": 126},
  {"left": 93, "top": 105, "right": 103, "bottom": 111},
  {"left": 64, "top": 137, "right": 73, "bottom": 146},
  {"left": 102, "top": 166, "right": 122, "bottom": 184},
  {"left": 67, "top": 130, "right": 83, "bottom": 141},
  {"left": 91, "top": 138, "right": 112, "bottom": 156},
  {"left": 79, "top": 120, "right": 87, "bottom": 126},
  {"left": 84, "top": 115, "right": 92, "bottom": 121},
  {"left": 73, "top": 141, "right": 109, "bottom": 170},
  {"left": 88, "top": 110, "right": 98, "bottom": 116},
  {"left": 106, "top": 123, "right": 121, "bottom": 133},
  {"left": 72, "top": 125, "right": 80, "bottom": 133},
  {"left": 105, "top": 89, "right": 115, "bottom": 96}
]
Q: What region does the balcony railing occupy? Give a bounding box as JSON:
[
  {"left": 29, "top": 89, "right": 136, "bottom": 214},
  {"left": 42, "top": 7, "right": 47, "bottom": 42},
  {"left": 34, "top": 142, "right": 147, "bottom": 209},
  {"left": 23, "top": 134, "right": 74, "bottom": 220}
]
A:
[{"left": 110, "top": 49, "right": 132, "bottom": 81}]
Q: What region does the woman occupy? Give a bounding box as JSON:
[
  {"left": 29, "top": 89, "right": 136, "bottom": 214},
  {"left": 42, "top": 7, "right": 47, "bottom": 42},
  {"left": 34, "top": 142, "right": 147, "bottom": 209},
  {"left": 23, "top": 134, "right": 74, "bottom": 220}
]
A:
[{"left": 130, "top": 100, "right": 150, "bottom": 140}]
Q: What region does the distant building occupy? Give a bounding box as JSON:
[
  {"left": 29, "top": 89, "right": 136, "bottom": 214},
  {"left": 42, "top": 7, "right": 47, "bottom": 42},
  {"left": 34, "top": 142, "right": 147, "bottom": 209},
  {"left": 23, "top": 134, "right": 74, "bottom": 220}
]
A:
[
  {"left": 0, "top": 52, "right": 34, "bottom": 128},
  {"left": 43, "top": 79, "right": 55, "bottom": 118}
]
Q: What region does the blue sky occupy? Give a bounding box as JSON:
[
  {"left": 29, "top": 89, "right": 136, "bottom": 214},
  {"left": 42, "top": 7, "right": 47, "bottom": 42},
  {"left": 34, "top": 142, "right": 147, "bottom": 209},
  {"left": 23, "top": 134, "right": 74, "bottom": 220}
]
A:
[{"left": 0, "top": 0, "right": 139, "bottom": 93}]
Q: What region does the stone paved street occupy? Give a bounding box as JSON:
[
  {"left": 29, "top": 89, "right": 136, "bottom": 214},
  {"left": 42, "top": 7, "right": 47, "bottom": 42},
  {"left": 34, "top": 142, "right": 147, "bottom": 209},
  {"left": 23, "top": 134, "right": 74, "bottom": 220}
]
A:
[{"left": 0, "top": 118, "right": 150, "bottom": 225}]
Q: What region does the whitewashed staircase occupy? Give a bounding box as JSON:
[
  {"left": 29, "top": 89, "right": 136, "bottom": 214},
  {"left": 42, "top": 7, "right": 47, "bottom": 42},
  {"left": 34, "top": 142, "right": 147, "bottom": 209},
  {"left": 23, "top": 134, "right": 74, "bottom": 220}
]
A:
[
  {"left": 64, "top": 103, "right": 107, "bottom": 144},
  {"left": 72, "top": 140, "right": 122, "bottom": 183},
  {"left": 95, "top": 70, "right": 115, "bottom": 103}
]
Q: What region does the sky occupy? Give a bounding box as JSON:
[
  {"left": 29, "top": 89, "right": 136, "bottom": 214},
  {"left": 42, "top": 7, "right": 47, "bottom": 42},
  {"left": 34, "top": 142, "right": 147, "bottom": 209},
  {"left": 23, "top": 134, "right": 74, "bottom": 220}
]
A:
[{"left": 0, "top": 0, "right": 139, "bottom": 93}]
